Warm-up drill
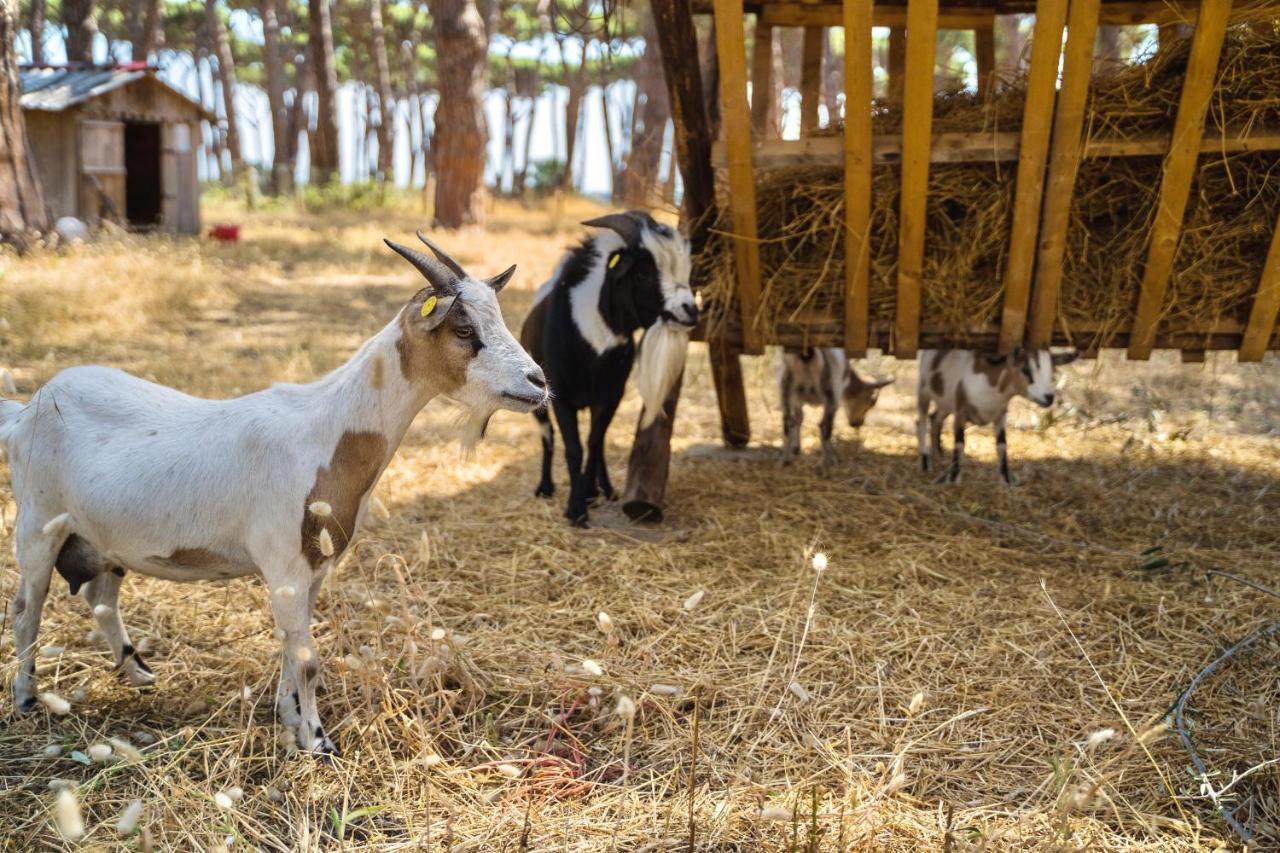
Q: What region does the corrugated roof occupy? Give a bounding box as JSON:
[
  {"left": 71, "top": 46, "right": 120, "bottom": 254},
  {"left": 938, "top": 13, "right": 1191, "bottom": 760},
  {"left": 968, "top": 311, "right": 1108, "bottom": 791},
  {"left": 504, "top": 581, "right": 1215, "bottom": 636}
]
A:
[{"left": 19, "top": 66, "right": 212, "bottom": 118}]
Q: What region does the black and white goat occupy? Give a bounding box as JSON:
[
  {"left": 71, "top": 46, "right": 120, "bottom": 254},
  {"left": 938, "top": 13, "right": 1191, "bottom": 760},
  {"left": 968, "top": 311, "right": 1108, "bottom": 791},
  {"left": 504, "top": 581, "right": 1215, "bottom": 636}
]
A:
[
  {"left": 0, "top": 234, "right": 547, "bottom": 755},
  {"left": 917, "top": 347, "right": 1078, "bottom": 484},
  {"left": 521, "top": 211, "right": 695, "bottom": 526},
  {"left": 779, "top": 347, "right": 893, "bottom": 464}
]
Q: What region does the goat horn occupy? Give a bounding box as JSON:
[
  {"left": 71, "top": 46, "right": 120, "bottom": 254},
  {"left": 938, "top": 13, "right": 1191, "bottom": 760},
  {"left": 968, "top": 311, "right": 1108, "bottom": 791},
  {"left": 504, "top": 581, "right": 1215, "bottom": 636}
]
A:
[
  {"left": 415, "top": 231, "right": 467, "bottom": 279},
  {"left": 384, "top": 239, "right": 458, "bottom": 295},
  {"left": 581, "top": 212, "right": 644, "bottom": 246}
]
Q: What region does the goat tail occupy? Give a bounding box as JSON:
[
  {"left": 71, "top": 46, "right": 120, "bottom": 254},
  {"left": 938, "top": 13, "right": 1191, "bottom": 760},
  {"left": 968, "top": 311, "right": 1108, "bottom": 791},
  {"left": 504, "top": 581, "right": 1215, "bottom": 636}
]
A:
[{"left": 634, "top": 321, "right": 690, "bottom": 430}]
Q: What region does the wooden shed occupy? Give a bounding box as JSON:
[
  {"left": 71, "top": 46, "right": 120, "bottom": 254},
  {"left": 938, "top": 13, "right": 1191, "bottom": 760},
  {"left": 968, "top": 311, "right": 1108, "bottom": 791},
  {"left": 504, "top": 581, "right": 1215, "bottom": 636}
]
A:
[
  {"left": 20, "top": 64, "right": 210, "bottom": 235},
  {"left": 646, "top": 0, "right": 1280, "bottom": 445}
]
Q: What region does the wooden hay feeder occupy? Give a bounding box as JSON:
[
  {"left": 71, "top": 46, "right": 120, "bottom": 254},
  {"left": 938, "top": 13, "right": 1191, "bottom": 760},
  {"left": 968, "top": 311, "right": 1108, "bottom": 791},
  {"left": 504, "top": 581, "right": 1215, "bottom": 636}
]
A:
[{"left": 649, "top": 0, "right": 1280, "bottom": 447}]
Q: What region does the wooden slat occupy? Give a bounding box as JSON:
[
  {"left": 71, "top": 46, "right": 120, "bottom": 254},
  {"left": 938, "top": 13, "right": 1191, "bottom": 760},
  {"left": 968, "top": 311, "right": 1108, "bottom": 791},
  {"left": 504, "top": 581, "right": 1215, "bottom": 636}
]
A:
[
  {"left": 751, "top": 21, "right": 775, "bottom": 137},
  {"left": 974, "top": 24, "right": 996, "bottom": 98},
  {"left": 887, "top": 27, "right": 906, "bottom": 106},
  {"left": 801, "top": 27, "right": 824, "bottom": 135},
  {"left": 997, "top": 0, "right": 1069, "bottom": 353},
  {"left": 713, "top": 0, "right": 765, "bottom": 355},
  {"left": 843, "top": 0, "right": 873, "bottom": 355},
  {"left": 1239, "top": 210, "right": 1280, "bottom": 361},
  {"left": 712, "top": 128, "right": 1280, "bottom": 168},
  {"left": 1128, "top": 0, "right": 1232, "bottom": 360},
  {"left": 1029, "top": 0, "right": 1101, "bottom": 348},
  {"left": 895, "top": 0, "right": 938, "bottom": 357},
  {"left": 760, "top": 3, "right": 993, "bottom": 30}
]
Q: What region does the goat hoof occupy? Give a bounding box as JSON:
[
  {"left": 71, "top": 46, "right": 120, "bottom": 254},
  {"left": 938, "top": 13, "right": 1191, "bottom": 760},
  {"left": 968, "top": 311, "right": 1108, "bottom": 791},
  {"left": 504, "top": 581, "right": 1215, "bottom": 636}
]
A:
[
  {"left": 17, "top": 695, "right": 38, "bottom": 714},
  {"left": 567, "top": 512, "right": 590, "bottom": 529},
  {"left": 535, "top": 483, "right": 555, "bottom": 498},
  {"left": 310, "top": 739, "right": 341, "bottom": 760}
]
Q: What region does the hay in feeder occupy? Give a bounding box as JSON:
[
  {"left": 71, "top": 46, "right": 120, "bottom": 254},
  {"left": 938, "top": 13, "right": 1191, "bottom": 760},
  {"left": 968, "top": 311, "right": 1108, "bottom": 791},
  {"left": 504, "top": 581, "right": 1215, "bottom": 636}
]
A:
[{"left": 701, "top": 22, "right": 1280, "bottom": 349}]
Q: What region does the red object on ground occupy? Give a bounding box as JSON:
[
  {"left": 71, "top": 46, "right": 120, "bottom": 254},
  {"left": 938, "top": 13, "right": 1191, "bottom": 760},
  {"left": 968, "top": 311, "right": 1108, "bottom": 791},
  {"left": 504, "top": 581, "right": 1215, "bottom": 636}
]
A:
[{"left": 209, "top": 224, "right": 240, "bottom": 242}]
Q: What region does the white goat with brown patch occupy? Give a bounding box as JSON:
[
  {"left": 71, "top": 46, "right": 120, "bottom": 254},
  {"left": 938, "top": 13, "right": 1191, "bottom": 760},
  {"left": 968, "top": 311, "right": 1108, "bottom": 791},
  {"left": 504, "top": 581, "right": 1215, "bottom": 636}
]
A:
[
  {"left": 917, "top": 347, "right": 1078, "bottom": 484},
  {"left": 0, "top": 235, "right": 547, "bottom": 755},
  {"left": 779, "top": 347, "right": 893, "bottom": 464}
]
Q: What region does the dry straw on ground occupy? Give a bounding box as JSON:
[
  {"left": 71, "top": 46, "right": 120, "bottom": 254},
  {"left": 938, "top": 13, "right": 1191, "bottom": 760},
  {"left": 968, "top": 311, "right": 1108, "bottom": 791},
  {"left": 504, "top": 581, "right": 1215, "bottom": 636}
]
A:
[
  {"left": 703, "top": 21, "right": 1280, "bottom": 348},
  {"left": 1, "top": 200, "right": 1278, "bottom": 849}
]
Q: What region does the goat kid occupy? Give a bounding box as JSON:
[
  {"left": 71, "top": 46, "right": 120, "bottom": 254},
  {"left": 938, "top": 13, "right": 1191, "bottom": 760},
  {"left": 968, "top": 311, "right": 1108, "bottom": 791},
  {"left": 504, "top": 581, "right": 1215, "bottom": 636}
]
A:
[
  {"left": 779, "top": 347, "right": 893, "bottom": 464},
  {"left": 521, "top": 211, "right": 695, "bottom": 527},
  {"left": 0, "top": 234, "right": 547, "bottom": 755},
  {"left": 917, "top": 347, "right": 1078, "bottom": 484}
]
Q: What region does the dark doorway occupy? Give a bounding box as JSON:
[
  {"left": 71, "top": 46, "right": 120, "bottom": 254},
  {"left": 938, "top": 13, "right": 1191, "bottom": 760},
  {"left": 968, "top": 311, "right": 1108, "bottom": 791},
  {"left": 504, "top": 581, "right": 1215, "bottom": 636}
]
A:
[{"left": 124, "top": 122, "right": 162, "bottom": 227}]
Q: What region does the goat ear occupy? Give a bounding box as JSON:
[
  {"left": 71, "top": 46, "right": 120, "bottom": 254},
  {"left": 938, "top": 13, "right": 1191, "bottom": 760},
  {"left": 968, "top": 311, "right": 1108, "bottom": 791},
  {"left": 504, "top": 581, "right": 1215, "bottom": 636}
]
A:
[
  {"left": 582, "top": 212, "right": 643, "bottom": 247},
  {"left": 385, "top": 239, "right": 458, "bottom": 295},
  {"left": 605, "top": 249, "right": 636, "bottom": 279},
  {"left": 1051, "top": 348, "right": 1080, "bottom": 366},
  {"left": 415, "top": 230, "right": 467, "bottom": 279},
  {"left": 485, "top": 264, "right": 516, "bottom": 294},
  {"left": 410, "top": 290, "right": 457, "bottom": 332}
]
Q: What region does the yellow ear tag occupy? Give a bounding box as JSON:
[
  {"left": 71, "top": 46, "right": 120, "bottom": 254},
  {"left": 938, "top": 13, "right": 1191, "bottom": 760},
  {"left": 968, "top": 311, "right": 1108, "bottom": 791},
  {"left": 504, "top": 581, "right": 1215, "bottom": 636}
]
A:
[
  {"left": 421, "top": 295, "right": 438, "bottom": 317},
  {"left": 608, "top": 253, "right": 621, "bottom": 269}
]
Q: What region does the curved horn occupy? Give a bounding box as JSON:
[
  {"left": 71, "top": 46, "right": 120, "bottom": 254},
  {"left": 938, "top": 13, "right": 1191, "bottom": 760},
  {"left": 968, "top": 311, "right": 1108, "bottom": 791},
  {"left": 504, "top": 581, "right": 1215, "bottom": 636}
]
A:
[
  {"left": 485, "top": 264, "right": 517, "bottom": 294},
  {"left": 581, "top": 212, "right": 643, "bottom": 246},
  {"left": 384, "top": 239, "right": 458, "bottom": 294},
  {"left": 415, "top": 230, "right": 467, "bottom": 279}
]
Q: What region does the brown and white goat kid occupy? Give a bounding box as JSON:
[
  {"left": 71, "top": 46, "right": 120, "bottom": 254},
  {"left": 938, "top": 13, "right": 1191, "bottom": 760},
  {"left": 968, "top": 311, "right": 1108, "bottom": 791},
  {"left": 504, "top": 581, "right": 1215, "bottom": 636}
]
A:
[
  {"left": 779, "top": 347, "right": 893, "bottom": 464},
  {"left": 916, "top": 348, "right": 1078, "bottom": 484},
  {"left": 0, "top": 235, "right": 547, "bottom": 756}
]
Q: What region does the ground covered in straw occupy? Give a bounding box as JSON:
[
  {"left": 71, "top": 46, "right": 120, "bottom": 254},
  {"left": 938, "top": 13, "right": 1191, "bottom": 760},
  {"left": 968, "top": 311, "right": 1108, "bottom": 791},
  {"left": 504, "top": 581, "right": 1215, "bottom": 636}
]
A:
[{"left": 1, "top": 198, "right": 1278, "bottom": 850}]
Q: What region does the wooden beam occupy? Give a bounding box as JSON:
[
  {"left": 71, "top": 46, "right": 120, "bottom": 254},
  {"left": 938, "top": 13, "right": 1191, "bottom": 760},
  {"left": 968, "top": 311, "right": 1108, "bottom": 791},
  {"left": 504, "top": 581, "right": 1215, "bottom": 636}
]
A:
[
  {"left": 975, "top": 24, "right": 996, "bottom": 98},
  {"left": 843, "top": 0, "right": 873, "bottom": 355},
  {"left": 1029, "top": 0, "right": 1101, "bottom": 348},
  {"left": 1128, "top": 0, "right": 1232, "bottom": 360},
  {"left": 622, "top": 372, "right": 683, "bottom": 522},
  {"left": 997, "top": 0, "right": 1068, "bottom": 353},
  {"left": 711, "top": 128, "right": 1280, "bottom": 169},
  {"left": 708, "top": 338, "right": 751, "bottom": 446},
  {"left": 751, "top": 20, "right": 775, "bottom": 137},
  {"left": 759, "top": 3, "right": 994, "bottom": 30},
  {"left": 713, "top": 0, "right": 765, "bottom": 354},
  {"left": 801, "top": 26, "right": 824, "bottom": 135},
  {"left": 1239, "top": 209, "right": 1280, "bottom": 361},
  {"left": 896, "top": 0, "right": 938, "bottom": 358},
  {"left": 887, "top": 27, "right": 906, "bottom": 106}
]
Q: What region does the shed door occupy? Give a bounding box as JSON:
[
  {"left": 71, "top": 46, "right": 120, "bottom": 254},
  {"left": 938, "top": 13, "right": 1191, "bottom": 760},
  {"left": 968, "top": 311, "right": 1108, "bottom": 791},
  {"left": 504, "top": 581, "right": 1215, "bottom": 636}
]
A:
[
  {"left": 162, "top": 123, "right": 198, "bottom": 234},
  {"left": 78, "top": 119, "right": 126, "bottom": 224}
]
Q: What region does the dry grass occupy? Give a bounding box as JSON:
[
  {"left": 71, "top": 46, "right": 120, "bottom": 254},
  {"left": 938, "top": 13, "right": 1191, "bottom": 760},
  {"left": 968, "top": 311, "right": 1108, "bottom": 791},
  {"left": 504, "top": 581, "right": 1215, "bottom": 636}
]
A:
[
  {"left": 703, "top": 21, "right": 1280, "bottom": 347},
  {"left": 1, "top": 198, "right": 1279, "bottom": 850}
]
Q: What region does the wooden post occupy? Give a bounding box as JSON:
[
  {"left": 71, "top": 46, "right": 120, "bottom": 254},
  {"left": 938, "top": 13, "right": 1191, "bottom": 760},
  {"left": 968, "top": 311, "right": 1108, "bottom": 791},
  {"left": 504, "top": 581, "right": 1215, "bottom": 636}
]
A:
[
  {"left": 843, "top": 0, "right": 872, "bottom": 356},
  {"left": 996, "top": 0, "right": 1068, "bottom": 354},
  {"left": 895, "top": 0, "right": 938, "bottom": 358},
  {"left": 974, "top": 24, "right": 996, "bottom": 97},
  {"left": 1030, "top": 0, "right": 1100, "bottom": 348},
  {"left": 1239, "top": 210, "right": 1280, "bottom": 362},
  {"left": 887, "top": 27, "right": 906, "bottom": 106},
  {"left": 801, "top": 27, "right": 824, "bottom": 134},
  {"left": 751, "top": 20, "right": 775, "bottom": 137},
  {"left": 709, "top": 337, "right": 751, "bottom": 447},
  {"left": 712, "top": 0, "right": 764, "bottom": 355},
  {"left": 622, "top": 372, "right": 684, "bottom": 522},
  {"left": 1128, "top": 0, "right": 1232, "bottom": 360}
]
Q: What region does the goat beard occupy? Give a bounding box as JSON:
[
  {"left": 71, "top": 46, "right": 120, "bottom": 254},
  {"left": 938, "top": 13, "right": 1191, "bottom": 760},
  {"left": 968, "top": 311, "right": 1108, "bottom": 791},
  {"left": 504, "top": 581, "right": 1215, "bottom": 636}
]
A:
[{"left": 634, "top": 321, "right": 690, "bottom": 430}]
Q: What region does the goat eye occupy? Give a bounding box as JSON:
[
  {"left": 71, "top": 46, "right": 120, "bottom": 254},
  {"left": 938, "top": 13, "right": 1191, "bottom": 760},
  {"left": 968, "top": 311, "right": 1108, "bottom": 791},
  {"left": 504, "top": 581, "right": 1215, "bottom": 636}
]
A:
[{"left": 455, "top": 326, "right": 474, "bottom": 339}]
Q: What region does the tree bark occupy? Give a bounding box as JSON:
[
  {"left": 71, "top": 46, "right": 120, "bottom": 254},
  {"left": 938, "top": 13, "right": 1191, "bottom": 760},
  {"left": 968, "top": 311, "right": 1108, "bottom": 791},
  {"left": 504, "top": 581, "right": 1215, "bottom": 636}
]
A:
[
  {"left": 62, "top": 0, "right": 98, "bottom": 63},
  {"left": 308, "top": 0, "right": 341, "bottom": 184},
  {"left": 126, "top": 0, "right": 161, "bottom": 61},
  {"left": 558, "top": 36, "right": 588, "bottom": 191},
  {"left": 28, "top": 0, "right": 45, "bottom": 64},
  {"left": 206, "top": 0, "right": 242, "bottom": 182},
  {"left": 1, "top": 0, "right": 49, "bottom": 246},
  {"left": 622, "top": 12, "right": 670, "bottom": 206},
  {"left": 432, "top": 0, "right": 488, "bottom": 227},
  {"left": 369, "top": 0, "right": 395, "bottom": 180},
  {"left": 260, "top": 0, "right": 291, "bottom": 192},
  {"left": 400, "top": 41, "right": 428, "bottom": 186}
]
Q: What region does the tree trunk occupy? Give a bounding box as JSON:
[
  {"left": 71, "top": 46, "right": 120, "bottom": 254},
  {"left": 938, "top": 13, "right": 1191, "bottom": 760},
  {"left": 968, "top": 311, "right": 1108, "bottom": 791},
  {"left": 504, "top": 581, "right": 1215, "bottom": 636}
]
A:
[
  {"left": 558, "top": 38, "right": 588, "bottom": 191},
  {"left": 62, "top": 0, "right": 98, "bottom": 63},
  {"left": 514, "top": 89, "right": 537, "bottom": 195},
  {"left": 126, "top": 0, "right": 161, "bottom": 61},
  {"left": 622, "top": 12, "right": 670, "bottom": 205},
  {"left": 139, "top": 0, "right": 161, "bottom": 59},
  {"left": 206, "top": 0, "right": 242, "bottom": 182},
  {"left": 400, "top": 41, "right": 427, "bottom": 185},
  {"left": 308, "top": 0, "right": 340, "bottom": 184},
  {"left": 28, "top": 0, "right": 45, "bottom": 64},
  {"left": 1, "top": 0, "right": 49, "bottom": 246},
  {"left": 260, "top": 0, "right": 291, "bottom": 192},
  {"left": 432, "top": 0, "right": 488, "bottom": 228},
  {"left": 369, "top": 0, "right": 395, "bottom": 181},
  {"left": 997, "top": 14, "right": 1026, "bottom": 80}
]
